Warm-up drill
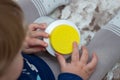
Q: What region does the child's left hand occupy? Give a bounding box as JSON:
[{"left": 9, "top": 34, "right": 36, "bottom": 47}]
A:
[
  {"left": 56, "top": 42, "right": 98, "bottom": 80},
  {"left": 22, "top": 23, "right": 49, "bottom": 54}
]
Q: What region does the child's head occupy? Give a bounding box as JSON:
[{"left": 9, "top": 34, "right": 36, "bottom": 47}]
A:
[{"left": 0, "top": 0, "right": 25, "bottom": 76}]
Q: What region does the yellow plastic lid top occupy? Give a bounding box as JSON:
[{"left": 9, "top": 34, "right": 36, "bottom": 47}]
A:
[{"left": 50, "top": 24, "right": 80, "bottom": 55}]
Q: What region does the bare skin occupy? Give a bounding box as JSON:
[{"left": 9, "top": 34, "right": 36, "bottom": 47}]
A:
[
  {"left": 56, "top": 42, "right": 98, "bottom": 80},
  {"left": 23, "top": 23, "right": 98, "bottom": 80},
  {"left": 0, "top": 53, "right": 23, "bottom": 80},
  {"left": 0, "top": 23, "right": 97, "bottom": 80},
  {"left": 22, "top": 23, "right": 49, "bottom": 53},
  {"left": 0, "top": 23, "right": 48, "bottom": 80}
]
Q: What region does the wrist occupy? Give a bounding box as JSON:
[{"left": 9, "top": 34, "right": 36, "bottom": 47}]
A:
[{"left": 58, "top": 73, "right": 83, "bottom": 80}]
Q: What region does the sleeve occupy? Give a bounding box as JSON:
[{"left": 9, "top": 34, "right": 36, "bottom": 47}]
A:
[{"left": 58, "top": 73, "right": 83, "bottom": 80}]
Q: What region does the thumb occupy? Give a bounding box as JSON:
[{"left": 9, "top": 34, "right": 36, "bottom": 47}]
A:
[{"left": 56, "top": 53, "right": 66, "bottom": 67}]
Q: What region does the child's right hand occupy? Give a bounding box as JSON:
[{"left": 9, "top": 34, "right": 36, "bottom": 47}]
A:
[
  {"left": 56, "top": 42, "right": 98, "bottom": 80},
  {"left": 22, "top": 23, "right": 49, "bottom": 54}
]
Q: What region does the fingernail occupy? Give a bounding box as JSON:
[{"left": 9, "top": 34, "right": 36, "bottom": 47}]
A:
[
  {"left": 42, "top": 23, "right": 47, "bottom": 27},
  {"left": 44, "top": 43, "right": 48, "bottom": 46},
  {"left": 46, "top": 34, "right": 49, "bottom": 37},
  {"left": 73, "top": 41, "right": 78, "bottom": 47}
]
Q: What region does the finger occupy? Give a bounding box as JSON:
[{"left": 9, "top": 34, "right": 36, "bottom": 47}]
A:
[
  {"left": 35, "top": 23, "right": 47, "bottom": 31},
  {"left": 80, "top": 46, "right": 89, "bottom": 65},
  {"left": 29, "top": 23, "right": 47, "bottom": 31},
  {"left": 29, "top": 23, "right": 41, "bottom": 31},
  {"left": 30, "top": 31, "right": 49, "bottom": 38},
  {"left": 28, "top": 38, "right": 48, "bottom": 47},
  {"left": 56, "top": 53, "right": 66, "bottom": 67},
  {"left": 71, "top": 42, "right": 80, "bottom": 62},
  {"left": 38, "top": 23, "right": 47, "bottom": 30},
  {"left": 86, "top": 53, "right": 98, "bottom": 72}
]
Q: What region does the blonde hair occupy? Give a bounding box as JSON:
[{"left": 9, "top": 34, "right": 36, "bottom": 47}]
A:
[{"left": 0, "top": 0, "right": 25, "bottom": 76}]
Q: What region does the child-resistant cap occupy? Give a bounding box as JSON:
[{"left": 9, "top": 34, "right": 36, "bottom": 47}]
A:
[{"left": 50, "top": 24, "right": 80, "bottom": 55}]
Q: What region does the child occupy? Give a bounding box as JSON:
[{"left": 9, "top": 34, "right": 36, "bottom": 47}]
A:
[
  {"left": 0, "top": 0, "right": 98, "bottom": 80},
  {"left": 18, "top": 0, "right": 120, "bottom": 79}
]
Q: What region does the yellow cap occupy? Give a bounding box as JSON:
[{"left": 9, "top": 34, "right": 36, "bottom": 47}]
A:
[{"left": 50, "top": 24, "right": 80, "bottom": 55}]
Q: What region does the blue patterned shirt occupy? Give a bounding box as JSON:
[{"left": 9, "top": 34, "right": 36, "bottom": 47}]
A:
[{"left": 18, "top": 53, "right": 83, "bottom": 80}]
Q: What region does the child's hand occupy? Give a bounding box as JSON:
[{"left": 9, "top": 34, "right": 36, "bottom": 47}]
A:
[
  {"left": 56, "top": 42, "right": 98, "bottom": 80},
  {"left": 22, "top": 23, "right": 49, "bottom": 53}
]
